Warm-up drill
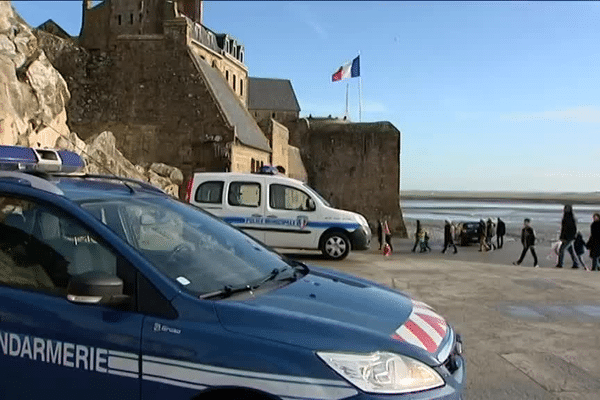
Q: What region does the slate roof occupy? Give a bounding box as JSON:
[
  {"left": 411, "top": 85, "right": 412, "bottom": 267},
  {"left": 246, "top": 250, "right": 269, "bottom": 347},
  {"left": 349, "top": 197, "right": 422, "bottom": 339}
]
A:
[
  {"left": 247, "top": 77, "right": 300, "bottom": 112},
  {"left": 188, "top": 50, "right": 271, "bottom": 153},
  {"left": 36, "top": 19, "right": 71, "bottom": 40}
]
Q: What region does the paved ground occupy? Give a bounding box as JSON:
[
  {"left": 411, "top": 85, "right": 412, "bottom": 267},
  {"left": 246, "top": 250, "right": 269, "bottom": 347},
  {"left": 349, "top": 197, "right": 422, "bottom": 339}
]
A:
[{"left": 282, "top": 238, "right": 600, "bottom": 400}]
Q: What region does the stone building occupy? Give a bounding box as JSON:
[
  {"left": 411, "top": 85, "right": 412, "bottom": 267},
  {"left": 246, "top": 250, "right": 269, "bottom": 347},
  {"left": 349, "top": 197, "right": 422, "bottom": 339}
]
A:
[
  {"left": 39, "top": 0, "right": 274, "bottom": 179},
  {"left": 31, "top": 0, "right": 406, "bottom": 235},
  {"left": 287, "top": 117, "right": 407, "bottom": 236},
  {"left": 248, "top": 77, "right": 300, "bottom": 124}
]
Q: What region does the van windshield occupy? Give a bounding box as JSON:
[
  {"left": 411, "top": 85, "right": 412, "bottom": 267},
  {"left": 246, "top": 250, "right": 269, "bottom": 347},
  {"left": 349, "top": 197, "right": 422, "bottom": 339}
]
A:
[
  {"left": 302, "top": 184, "right": 331, "bottom": 207},
  {"left": 78, "top": 195, "right": 295, "bottom": 296}
]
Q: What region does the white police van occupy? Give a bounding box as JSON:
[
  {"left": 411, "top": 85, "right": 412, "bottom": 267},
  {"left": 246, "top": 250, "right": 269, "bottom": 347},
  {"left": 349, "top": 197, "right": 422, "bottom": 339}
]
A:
[
  {"left": 0, "top": 145, "right": 464, "bottom": 399},
  {"left": 185, "top": 171, "right": 371, "bottom": 260}
]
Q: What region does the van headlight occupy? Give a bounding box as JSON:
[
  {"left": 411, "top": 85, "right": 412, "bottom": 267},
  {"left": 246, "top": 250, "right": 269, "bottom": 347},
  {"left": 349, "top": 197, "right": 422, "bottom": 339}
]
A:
[
  {"left": 355, "top": 214, "right": 369, "bottom": 228},
  {"left": 317, "top": 351, "right": 444, "bottom": 394}
]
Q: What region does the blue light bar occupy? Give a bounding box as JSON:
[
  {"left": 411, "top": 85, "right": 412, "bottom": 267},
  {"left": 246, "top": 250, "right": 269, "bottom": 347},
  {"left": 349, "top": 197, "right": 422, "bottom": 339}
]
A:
[{"left": 0, "top": 145, "right": 85, "bottom": 173}]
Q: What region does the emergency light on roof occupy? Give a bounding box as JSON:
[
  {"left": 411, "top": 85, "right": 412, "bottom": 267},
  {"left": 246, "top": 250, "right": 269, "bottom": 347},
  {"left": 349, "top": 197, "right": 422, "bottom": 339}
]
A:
[{"left": 0, "top": 145, "right": 85, "bottom": 173}]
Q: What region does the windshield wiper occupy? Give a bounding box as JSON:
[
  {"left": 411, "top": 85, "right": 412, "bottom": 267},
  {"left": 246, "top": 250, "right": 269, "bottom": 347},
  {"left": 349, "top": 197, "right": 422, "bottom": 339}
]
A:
[
  {"left": 199, "top": 263, "right": 308, "bottom": 300},
  {"left": 199, "top": 284, "right": 255, "bottom": 300}
]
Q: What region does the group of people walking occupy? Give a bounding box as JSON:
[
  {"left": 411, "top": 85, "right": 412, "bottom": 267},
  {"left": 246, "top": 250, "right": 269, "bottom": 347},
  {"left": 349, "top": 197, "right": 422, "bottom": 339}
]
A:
[
  {"left": 513, "top": 206, "right": 600, "bottom": 270},
  {"left": 478, "top": 218, "right": 506, "bottom": 252},
  {"left": 379, "top": 206, "right": 600, "bottom": 271}
]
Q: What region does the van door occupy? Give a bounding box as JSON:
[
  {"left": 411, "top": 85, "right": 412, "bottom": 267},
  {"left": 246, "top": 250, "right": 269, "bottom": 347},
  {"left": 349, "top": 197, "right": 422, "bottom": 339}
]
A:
[
  {"left": 221, "top": 178, "right": 266, "bottom": 243},
  {"left": 191, "top": 180, "right": 226, "bottom": 217},
  {"left": 264, "top": 183, "right": 317, "bottom": 249}
]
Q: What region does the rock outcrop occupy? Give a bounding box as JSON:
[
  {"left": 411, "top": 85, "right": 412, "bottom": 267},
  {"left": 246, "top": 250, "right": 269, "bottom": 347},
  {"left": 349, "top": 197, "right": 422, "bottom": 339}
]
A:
[
  {"left": 83, "top": 131, "right": 183, "bottom": 198},
  {"left": 0, "top": 3, "right": 182, "bottom": 197},
  {"left": 0, "top": 2, "right": 69, "bottom": 148}
]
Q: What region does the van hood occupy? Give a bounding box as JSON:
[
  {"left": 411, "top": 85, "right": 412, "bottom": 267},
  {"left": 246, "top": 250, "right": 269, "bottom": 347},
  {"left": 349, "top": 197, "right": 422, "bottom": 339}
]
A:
[{"left": 214, "top": 266, "right": 450, "bottom": 364}]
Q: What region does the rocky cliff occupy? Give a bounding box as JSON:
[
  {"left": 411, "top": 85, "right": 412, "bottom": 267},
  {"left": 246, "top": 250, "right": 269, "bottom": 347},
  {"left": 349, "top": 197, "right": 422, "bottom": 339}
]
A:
[
  {"left": 0, "top": 3, "right": 182, "bottom": 196},
  {"left": 0, "top": 2, "right": 69, "bottom": 148}
]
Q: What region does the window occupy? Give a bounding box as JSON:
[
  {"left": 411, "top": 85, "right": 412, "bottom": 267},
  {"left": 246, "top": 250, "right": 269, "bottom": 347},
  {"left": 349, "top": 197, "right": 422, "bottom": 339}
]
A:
[
  {"left": 118, "top": 15, "right": 122, "bottom": 25},
  {"left": 212, "top": 61, "right": 217, "bottom": 68},
  {"left": 130, "top": 13, "right": 134, "bottom": 24},
  {"left": 225, "top": 70, "right": 229, "bottom": 81},
  {"left": 269, "top": 184, "right": 315, "bottom": 212},
  {"left": 233, "top": 74, "right": 236, "bottom": 91},
  {"left": 195, "top": 181, "right": 224, "bottom": 204},
  {"left": 0, "top": 196, "right": 132, "bottom": 301},
  {"left": 77, "top": 196, "right": 293, "bottom": 297},
  {"left": 228, "top": 182, "right": 261, "bottom": 207},
  {"left": 272, "top": 112, "right": 276, "bottom": 118},
  {"left": 251, "top": 158, "right": 256, "bottom": 173},
  {"left": 240, "top": 79, "right": 244, "bottom": 96}
]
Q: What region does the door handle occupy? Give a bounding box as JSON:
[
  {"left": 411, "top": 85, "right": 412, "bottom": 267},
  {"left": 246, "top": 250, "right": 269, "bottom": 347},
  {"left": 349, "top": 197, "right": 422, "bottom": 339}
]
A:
[
  {"left": 251, "top": 214, "right": 262, "bottom": 217},
  {"left": 266, "top": 215, "right": 277, "bottom": 218}
]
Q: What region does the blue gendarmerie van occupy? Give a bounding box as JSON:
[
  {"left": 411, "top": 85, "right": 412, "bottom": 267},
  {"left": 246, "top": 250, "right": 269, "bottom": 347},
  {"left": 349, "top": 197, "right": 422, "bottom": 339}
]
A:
[{"left": 0, "top": 145, "right": 464, "bottom": 399}]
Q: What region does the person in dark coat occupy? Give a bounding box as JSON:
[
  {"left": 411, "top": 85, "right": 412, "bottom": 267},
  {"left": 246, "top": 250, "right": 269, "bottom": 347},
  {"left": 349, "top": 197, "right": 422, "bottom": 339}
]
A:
[
  {"left": 377, "top": 220, "right": 383, "bottom": 250},
  {"left": 513, "top": 218, "right": 538, "bottom": 267},
  {"left": 442, "top": 220, "right": 457, "bottom": 254},
  {"left": 556, "top": 205, "right": 579, "bottom": 268},
  {"left": 574, "top": 232, "right": 588, "bottom": 270},
  {"left": 587, "top": 213, "right": 600, "bottom": 271},
  {"left": 496, "top": 218, "right": 506, "bottom": 249},
  {"left": 411, "top": 220, "right": 421, "bottom": 252}
]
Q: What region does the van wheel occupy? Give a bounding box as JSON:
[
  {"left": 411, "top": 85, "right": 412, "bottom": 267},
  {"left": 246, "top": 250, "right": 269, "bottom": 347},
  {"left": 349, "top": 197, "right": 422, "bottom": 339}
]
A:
[{"left": 321, "top": 232, "right": 350, "bottom": 260}]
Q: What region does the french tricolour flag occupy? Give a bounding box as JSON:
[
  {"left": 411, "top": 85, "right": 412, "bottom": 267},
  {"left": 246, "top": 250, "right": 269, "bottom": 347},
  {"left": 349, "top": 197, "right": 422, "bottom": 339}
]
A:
[{"left": 332, "top": 55, "right": 360, "bottom": 82}]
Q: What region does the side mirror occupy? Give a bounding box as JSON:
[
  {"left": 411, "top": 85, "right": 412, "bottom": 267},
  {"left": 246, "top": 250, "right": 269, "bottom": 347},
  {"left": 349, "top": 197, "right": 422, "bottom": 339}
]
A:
[{"left": 67, "top": 271, "right": 129, "bottom": 306}]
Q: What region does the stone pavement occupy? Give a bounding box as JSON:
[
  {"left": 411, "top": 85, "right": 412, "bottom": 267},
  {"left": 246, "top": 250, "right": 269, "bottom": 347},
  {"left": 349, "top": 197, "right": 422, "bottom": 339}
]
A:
[{"left": 283, "top": 240, "right": 600, "bottom": 400}]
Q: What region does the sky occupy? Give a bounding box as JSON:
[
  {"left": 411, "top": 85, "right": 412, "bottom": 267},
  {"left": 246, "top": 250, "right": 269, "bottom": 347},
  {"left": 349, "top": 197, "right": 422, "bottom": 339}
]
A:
[{"left": 12, "top": 1, "right": 600, "bottom": 193}]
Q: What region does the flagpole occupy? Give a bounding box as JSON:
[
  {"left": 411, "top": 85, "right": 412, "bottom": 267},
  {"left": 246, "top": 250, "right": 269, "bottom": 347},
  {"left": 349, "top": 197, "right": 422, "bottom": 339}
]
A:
[
  {"left": 344, "top": 83, "right": 349, "bottom": 119},
  {"left": 358, "top": 51, "right": 362, "bottom": 122}
]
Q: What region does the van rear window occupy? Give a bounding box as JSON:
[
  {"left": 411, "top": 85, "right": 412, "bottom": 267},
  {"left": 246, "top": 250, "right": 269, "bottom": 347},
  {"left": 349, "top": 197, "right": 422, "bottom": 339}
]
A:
[{"left": 195, "top": 181, "right": 224, "bottom": 204}]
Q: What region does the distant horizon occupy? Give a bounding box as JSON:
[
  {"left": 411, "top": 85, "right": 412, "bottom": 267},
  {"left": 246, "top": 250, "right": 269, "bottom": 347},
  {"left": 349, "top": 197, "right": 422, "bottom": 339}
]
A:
[{"left": 12, "top": 1, "right": 600, "bottom": 192}]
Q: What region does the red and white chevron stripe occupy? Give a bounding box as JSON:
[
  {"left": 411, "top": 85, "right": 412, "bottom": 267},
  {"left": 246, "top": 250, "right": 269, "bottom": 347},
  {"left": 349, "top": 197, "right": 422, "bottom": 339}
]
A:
[{"left": 392, "top": 300, "right": 448, "bottom": 353}]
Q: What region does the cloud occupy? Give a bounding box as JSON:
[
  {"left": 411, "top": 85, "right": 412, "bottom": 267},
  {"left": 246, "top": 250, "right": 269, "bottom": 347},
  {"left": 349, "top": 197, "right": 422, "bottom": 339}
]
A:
[{"left": 501, "top": 106, "right": 600, "bottom": 123}]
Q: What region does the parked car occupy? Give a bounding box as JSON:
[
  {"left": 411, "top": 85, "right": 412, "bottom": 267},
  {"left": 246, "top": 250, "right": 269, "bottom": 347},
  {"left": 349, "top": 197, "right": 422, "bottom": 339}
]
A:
[
  {"left": 0, "top": 145, "right": 465, "bottom": 400},
  {"left": 185, "top": 171, "right": 371, "bottom": 260},
  {"left": 456, "top": 221, "right": 481, "bottom": 246}
]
